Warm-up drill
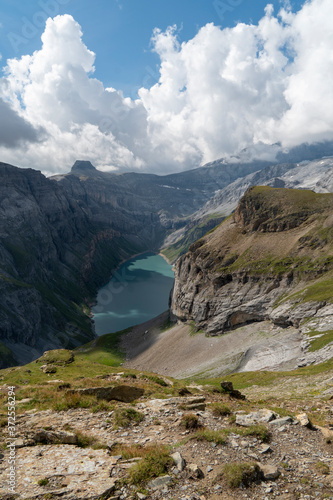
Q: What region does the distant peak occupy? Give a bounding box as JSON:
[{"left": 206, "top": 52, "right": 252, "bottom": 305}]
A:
[{"left": 71, "top": 160, "right": 97, "bottom": 174}]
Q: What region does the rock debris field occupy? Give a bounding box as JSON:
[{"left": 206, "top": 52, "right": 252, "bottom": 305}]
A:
[{"left": 1, "top": 377, "right": 333, "bottom": 500}]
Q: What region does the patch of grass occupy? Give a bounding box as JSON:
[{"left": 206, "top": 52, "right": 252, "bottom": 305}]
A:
[
  {"left": 75, "top": 431, "right": 106, "bottom": 449},
  {"left": 144, "top": 375, "right": 168, "bottom": 386},
  {"left": 198, "top": 356, "right": 333, "bottom": 391},
  {"left": 316, "top": 461, "right": 330, "bottom": 475},
  {"left": 189, "top": 321, "right": 205, "bottom": 336},
  {"left": 180, "top": 413, "right": 200, "bottom": 430},
  {"left": 193, "top": 428, "right": 227, "bottom": 445},
  {"left": 210, "top": 403, "right": 232, "bottom": 417},
  {"left": 234, "top": 424, "right": 271, "bottom": 443},
  {"left": 222, "top": 461, "right": 262, "bottom": 488},
  {"left": 76, "top": 327, "right": 132, "bottom": 367},
  {"left": 37, "top": 478, "right": 49, "bottom": 486},
  {"left": 308, "top": 330, "right": 333, "bottom": 351},
  {"left": 113, "top": 408, "right": 144, "bottom": 428},
  {"left": 36, "top": 349, "right": 74, "bottom": 365},
  {"left": 52, "top": 391, "right": 96, "bottom": 411},
  {"left": 125, "top": 444, "right": 174, "bottom": 486}
]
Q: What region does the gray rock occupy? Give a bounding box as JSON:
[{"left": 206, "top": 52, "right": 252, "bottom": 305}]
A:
[
  {"left": 258, "top": 444, "right": 272, "bottom": 454},
  {"left": 69, "top": 385, "right": 144, "bottom": 403},
  {"left": 148, "top": 475, "right": 173, "bottom": 490},
  {"left": 236, "top": 409, "right": 276, "bottom": 427},
  {"left": 32, "top": 429, "right": 78, "bottom": 445},
  {"left": 269, "top": 416, "right": 293, "bottom": 427},
  {"left": 258, "top": 463, "right": 281, "bottom": 480},
  {"left": 40, "top": 364, "right": 57, "bottom": 374},
  {"left": 171, "top": 451, "right": 186, "bottom": 471},
  {"left": 182, "top": 402, "right": 206, "bottom": 411},
  {"left": 187, "top": 463, "right": 204, "bottom": 479},
  {"left": 296, "top": 413, "right": 312, "bottom": 428}
]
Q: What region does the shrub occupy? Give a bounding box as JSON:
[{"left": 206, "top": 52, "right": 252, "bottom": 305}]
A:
[
  {"left": 316, "top": 461, "right": 330, "bottom": 475},
  {"left": 180, "top": 413, "right": 200, "bottom": 430},
  {"left": 144, "top": 375, "right": 168, "bottom": 387},
  {"left": 38, "top": 478, "right": 49, "bottom": 486},
  {"left": 75, "top": 431, "right": 106, "bottom": 449},
  {"left": 223, "top": 461, "right": 262, "bottom": 488},
  {"left": 210, "top": 403, "right": 232, "bottom": 417},
  {"left": 230, "top": 424, "right": 270, "bottom": 442},
  {"left": 113, "top": 407, "right": 144, "bottom": 428},
  {"left": 126, "top": 444, "right": 174, "bottom": 486},
  {"left": 193, "top": 429, "right": 226, "bottom": 445}
]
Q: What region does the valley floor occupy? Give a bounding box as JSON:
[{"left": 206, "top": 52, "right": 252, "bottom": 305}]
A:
[{"left": 121, "top": 313, "right": 333, "bottom": 380}]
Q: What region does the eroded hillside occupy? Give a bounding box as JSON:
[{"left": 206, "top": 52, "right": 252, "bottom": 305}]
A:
[{"left": 171, "top": 186, "right": 333, "bottom": 338}]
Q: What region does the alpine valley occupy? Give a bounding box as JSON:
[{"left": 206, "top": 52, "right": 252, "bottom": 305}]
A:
[
  {"left": 2, "top": 152, "right": 333, "bottom": 500},
  {"left": 1, "top": 150, "right": 333, "bottom": 369}
]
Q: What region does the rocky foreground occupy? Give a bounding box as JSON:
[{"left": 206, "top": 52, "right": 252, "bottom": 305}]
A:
[{"left": 1, "top": 371, "right": 333, "bottom": 500}]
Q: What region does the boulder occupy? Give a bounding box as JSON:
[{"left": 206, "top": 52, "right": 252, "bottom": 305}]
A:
[
  {"left": 257, "top": 463, "right": 281, "bottom": 480},
  {"left": 32, "top": 429, "right": 78, "bottom": 445},
  {"left": 236, "top": 409, "right": 276, "bottom": 427},
  {"left": 69, "top": 385, "right": 144, "bottom": 403},
  {"left": 269, "top": 416, "right": 293, "bottom": 427},
  {"left": 40, "top": 364, "right": 57, "bottom": 374},
  {"left": 220, "top": 381, "right": 246, "bottom": 400},
  {"left": 296, "top": 413, "right": 312, "bottom": 428},
  {"left": 187, "top": 463, "right": 205, "bottom": 479},
  {"left": 171, "top": 451, "right": 186, "bottom": 471},
  {"left": 148, "top": 475, "right": 173, "bottom": 490}
]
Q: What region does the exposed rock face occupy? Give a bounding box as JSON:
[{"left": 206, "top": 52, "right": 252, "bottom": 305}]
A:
[
  {"left": 0, "top": 159, "right": 263, "bottom": 367},
  {"left": 171, "top": 186, "right": 333, "bottom": 336}
]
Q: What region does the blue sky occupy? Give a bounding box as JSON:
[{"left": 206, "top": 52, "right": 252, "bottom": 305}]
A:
[
  {"left": 0, "top": 0, "right": 332, "bottom": 175},
  {"left": 1, "top": 0, "right": 305, "bottom": 98}
]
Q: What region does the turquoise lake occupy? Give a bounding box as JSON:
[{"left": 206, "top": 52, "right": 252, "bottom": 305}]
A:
[{"left": 92, "top": 252, "right": 174, "bottom": 335}]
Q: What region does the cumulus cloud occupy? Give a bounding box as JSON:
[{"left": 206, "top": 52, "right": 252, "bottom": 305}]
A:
[
  {"left": 0, "top": 1, "right": 333, "bottom": 175},
  {"left": 0, "top": 97, "right": 41, "bottom": 147}
]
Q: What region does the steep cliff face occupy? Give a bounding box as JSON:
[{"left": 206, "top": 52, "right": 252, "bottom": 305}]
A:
[
  {"left": 0, "top": 158, "right": 264, "bottom": 367},
  {"left": 171, "top": 186, "right": 333, "bottom": 335}
]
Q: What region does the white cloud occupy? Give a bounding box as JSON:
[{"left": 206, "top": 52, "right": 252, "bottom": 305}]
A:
[{"left": 0, "top": 1, "right": 333, "bottom": 175}]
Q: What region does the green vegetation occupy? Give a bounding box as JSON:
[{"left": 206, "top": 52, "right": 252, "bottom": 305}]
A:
[
  {"left": 38, "top": 349, "right": 74, "bottom": 365},
  {"left": 37, "top": 478, "right": 49, "bottom": 486},
  {"left": 197, "top": 357, "right": 333, "bottom": 391},
  {"left": 160, "top": 314, "right": 176, "bottom": 332},
  {"left": 316, "top": 461, "right": 330, "bottom": 475},
  {"left": 232, "top": 424, "right": 270, "bottom": 442},
  {"left": 143, "top": 374, "right": 168, "bottom": 386},
  {"left": 308, "top": 330, "right": 333, "bottom": 352},
  {"left": 75, "top": 327, "right": 132, "bottom": 367},
  {"left": 124, "top": 444, "right": 174, "bottom": 486},
  {"left": 222, "top": 461, "right": 261, "bottom": 488},
  {"left": 210, "top": 402, "right": 232, "bottom": 416},
  {"left": 180, "top": 413, "right": 200, "bottom": 430},
  {"left": 161, "top": 213, "right": 224, "bottom": 263},
  {"left": 75, "top": 431, "right": 106, "bottom": 449},
  {"left": 113, "top": 408, "right": 144, "bottom": 428},
  {"left": 193, "top": 428, "right": 227, "bottom": 445}
]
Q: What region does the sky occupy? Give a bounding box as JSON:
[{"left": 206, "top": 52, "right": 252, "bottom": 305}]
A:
[{"left": 0, "top": 0, "right": 332, "bottom": 176}]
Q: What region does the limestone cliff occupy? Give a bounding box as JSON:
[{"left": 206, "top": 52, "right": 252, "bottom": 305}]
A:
[
  {"left": 171, "top": 186, "right": 333, "bottom": 335},
  {"left": 0, "top": 159, "right": 263, "bottom": 367}
]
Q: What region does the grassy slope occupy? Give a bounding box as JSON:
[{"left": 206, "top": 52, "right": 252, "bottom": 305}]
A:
[
  {"left": 161, "top": 213, "right": 225, "bottom": 263},
  {"left": 190, "top": 187, "right": 333, "bottom": 305}
]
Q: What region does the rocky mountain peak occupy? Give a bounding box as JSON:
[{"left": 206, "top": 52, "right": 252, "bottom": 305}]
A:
[{"left": 71, "top": 160, "right": 98, "bottom": 175}]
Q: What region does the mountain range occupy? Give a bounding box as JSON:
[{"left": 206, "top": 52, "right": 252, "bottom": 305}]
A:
[{"left": 1, "top": 150, "right": 333, "bottom": 368}]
